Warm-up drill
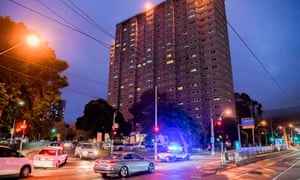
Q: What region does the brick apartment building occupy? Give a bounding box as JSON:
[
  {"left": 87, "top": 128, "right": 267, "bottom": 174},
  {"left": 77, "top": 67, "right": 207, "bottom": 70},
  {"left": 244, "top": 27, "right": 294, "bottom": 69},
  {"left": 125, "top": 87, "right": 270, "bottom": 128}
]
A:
[{"left": 108, "top": 0, "right": 235, "bottom": 129}]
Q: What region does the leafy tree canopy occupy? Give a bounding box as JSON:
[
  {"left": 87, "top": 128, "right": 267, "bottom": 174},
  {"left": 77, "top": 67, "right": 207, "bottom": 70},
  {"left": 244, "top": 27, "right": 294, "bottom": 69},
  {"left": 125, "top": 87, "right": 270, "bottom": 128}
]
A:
[
  {"left": 75, "top": 98, "right": 131, "bottom": 139},
  {"left": 129, "top": 89, "right": 205, "bottom": 146},
  {"left": 0, "top": 16, "right": 69, "bottom": 139}
]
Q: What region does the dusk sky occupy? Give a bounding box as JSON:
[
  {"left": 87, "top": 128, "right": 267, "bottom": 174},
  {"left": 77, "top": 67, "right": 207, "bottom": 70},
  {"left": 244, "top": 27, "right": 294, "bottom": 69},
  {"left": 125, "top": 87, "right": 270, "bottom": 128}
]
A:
[{"left": 1, "top": 0, "right": 299, "bottom": 124}]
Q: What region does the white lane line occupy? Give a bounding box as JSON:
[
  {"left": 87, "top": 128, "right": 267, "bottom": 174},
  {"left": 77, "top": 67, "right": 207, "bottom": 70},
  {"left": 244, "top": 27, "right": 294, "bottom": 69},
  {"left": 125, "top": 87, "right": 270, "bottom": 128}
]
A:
[{"left": 272, "top": 159, "right": 300, "bottom": 180}]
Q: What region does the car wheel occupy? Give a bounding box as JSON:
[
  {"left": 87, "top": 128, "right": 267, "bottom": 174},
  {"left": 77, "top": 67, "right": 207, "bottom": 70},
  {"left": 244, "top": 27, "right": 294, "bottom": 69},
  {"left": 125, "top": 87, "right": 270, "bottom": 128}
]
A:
[
  {"left": 119, "top": 166, "right": 129, "bottom": 177},
  {"left": 20, "top": 166, "right": 31, "bottom": 178},
  {"left": 101, "top": 173, "right": 107, "bottom": 178},
  {"left": 148, "top": 163, "right": 155, "bottom": 173}
]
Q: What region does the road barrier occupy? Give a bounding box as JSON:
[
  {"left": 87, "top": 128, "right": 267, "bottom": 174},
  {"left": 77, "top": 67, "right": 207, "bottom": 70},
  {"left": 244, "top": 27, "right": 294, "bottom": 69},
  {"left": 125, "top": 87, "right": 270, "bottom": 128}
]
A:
[{"left": 221, "top": 145, "right": 289, "bottom": 166}]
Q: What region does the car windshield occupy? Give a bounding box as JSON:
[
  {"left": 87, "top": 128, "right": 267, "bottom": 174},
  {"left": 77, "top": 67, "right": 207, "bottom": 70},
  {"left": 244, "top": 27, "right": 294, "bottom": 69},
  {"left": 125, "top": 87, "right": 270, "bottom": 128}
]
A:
[
  {"left": 39, "top": 149, "right": 56, "bottom": 155},
  {"left": 81, "top": 144, "right": 96, "bottom": 149},
  {"left": 103, "top": 154, "right": 122, "bottom": 160}
]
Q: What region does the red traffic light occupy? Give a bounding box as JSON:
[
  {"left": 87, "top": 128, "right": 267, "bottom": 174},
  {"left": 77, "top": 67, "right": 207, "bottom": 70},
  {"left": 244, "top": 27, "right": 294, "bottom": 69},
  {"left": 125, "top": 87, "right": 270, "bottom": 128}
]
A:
[
  {"left": 216, "top": 120, "right": 222, "bottom": 126},
  {"left": 154, "top": 126, "right": 159, "bottom": 133},
  {"left": 111, "top": 129, "right": 117, "bottom": 137},
  {"left": 20, "top": 124, "right": 27, "bottom": 130}
]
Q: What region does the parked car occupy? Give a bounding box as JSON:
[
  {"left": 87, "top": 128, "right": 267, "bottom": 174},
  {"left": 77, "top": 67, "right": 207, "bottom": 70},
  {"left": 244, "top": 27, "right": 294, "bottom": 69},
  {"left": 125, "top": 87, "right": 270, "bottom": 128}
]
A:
[
  {"left": 114, "top": 144, "right": 137, "bottom": 151},
  {"left": 75, "top": 142, "right": 99, "bottom": 159},
  {"left": 94, "top": 152, "right": 154, "bottom": 178},
  {"left": 33, "top": 147, "right": 67, "bottom": 168},
  {"left": 0, "top": 145, "right": 33, "bottom": 178}
]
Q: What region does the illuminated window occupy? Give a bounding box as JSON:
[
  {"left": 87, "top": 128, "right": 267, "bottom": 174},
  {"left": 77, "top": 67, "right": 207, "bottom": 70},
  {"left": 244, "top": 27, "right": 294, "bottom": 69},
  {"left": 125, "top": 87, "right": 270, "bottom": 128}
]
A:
[
  {"left": 191, "top": 68, "right": 197, "bottom": 72},
  {"left": 137, "top": 87, "right": 141, "bottom": 92},
  {"left": 166, "top": 60, "right": 174, "bottom": 64},
  {"left": 188, "top": 14, "right": 196, "bottom": 19},
  {"left": 178, "top": 86, "right": 184, "bottom": 91},
  {"left": 213, "top": 97, "right": 221, "bottom": 101}
]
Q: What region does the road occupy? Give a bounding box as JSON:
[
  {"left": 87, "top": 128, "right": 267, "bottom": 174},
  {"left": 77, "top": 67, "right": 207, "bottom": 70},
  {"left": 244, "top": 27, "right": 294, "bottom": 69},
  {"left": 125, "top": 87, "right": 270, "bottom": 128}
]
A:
[
  {"left": 207, "top": 148, "right": 300, "bottom": 180},
  {"left": 4, "top": 147, "right": 300, "bottom": 180}
]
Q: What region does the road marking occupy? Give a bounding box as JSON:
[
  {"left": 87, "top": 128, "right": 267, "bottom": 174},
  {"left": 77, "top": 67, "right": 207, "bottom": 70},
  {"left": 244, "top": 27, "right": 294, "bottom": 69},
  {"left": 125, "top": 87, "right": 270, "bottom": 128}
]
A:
[{"left": 272, "top": 159, "right": 300, "bottom": 180}]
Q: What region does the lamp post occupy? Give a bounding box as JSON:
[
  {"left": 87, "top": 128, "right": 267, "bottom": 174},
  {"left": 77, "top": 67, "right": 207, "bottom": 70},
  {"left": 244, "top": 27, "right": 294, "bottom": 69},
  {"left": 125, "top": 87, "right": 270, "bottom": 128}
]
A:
[
  {"left": 9, "top": 100, "right": 25, "bottom": 145},
  {"left": 211, "top": 110, "right": 231, "bottom": 156},
  {"left": 289, "top": 124, "right": 294, "bottom": 145},
  {"left": 0, "top": 35, "right": 39, "bottom": 56},
  {"left": 19, "top": 120, "right": 26, "bottom": 151},
  {"left": 154, "top": 86, "right": 158, "bottom": 161}
]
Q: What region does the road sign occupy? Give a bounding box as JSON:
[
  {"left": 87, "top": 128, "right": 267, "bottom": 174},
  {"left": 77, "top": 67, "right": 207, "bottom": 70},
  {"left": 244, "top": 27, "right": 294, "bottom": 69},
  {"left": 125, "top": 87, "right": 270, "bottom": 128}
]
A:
[{"left": 241, "top": 117, "right": 254, "bottom": 129}]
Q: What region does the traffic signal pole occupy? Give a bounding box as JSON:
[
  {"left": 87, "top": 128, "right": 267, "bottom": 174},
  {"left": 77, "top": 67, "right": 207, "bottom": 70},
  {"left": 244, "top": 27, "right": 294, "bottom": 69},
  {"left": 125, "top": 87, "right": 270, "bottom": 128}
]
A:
[
  {"left": 154, "top": 86, "right": 158, "bottom": 161},
  {"left": 19, "top": 120, "right": 26, "bottom": 151}
]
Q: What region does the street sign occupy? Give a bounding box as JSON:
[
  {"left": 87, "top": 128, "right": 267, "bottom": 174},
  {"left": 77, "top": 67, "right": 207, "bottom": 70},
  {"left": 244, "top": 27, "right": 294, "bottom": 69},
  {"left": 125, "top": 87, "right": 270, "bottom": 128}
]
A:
[{"left": 241, "top": 117, "right": 254, "bottom": 129}]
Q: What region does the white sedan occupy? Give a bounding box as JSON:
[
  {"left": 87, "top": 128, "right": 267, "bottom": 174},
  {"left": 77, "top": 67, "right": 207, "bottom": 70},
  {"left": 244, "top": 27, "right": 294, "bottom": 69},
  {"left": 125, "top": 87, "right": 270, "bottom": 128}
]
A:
[
  {"left": 33, "top": 147, "right": 67, "bottom": 168},
  {"left": 0, "top": 145, "right": 33, "bottom": 178}
]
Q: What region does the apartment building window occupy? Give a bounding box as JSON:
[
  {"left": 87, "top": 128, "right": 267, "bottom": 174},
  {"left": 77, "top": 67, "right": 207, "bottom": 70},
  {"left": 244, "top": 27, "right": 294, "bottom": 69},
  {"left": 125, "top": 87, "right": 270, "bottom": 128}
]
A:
[
  {"left": 213, "top": 96, "right": 221, "bottom": 101},
  {"left": 212, "top": 65, "right": 218, "bottom": 69}
]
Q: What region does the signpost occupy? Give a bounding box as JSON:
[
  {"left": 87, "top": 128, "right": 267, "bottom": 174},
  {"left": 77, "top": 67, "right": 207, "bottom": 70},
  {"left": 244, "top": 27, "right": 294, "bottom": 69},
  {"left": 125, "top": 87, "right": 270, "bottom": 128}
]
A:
[{"left": 241, "top": 117, "right": 255, "bottom": 145}]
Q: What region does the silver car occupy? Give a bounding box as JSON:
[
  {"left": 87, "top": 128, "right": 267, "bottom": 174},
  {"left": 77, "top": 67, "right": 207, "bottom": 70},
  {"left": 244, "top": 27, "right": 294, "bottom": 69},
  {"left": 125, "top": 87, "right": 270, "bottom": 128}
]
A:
[
  {"left": 94, "top": 152, "right": 155, "bottom": 178},
  {"left": 75, "top": 143, "right": 98, "bottom": 159}
]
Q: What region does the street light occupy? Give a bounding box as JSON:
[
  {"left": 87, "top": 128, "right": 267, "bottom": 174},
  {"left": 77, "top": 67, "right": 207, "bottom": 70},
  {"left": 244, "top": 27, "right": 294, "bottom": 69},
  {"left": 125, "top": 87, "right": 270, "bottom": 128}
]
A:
[
  {"left": 154, "top": 86, "right": 158, "bottom": 161},
  {"left": 0, "top": 35, "right": 39, "bottom": 56},
  {"left": 9, "top": 99, "right": 25, "bottom": 144},
  {"left": 210, "top": 110, "right": 231, "bottom": 155}
]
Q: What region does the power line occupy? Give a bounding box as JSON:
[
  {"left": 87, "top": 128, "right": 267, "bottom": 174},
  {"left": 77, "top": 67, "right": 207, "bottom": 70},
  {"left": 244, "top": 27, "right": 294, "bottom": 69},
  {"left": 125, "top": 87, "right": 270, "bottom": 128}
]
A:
[
  {"left": 9, "top": 0, "right": 111, "bottom": 48},
  {"left": 36, "top": 0, "right": 81, "bottom": 32},
  {"left": 227, "top": 21, "right": 286, "bottom": 95},
  {"left": 62, "top": 0, "right": 114, "bottom": 39},
  {"left": 0, "top": 57, "right": 101, "bottom": 99},
  {"left": 3, "top": 54, "right": 107, "bottom": 86}
]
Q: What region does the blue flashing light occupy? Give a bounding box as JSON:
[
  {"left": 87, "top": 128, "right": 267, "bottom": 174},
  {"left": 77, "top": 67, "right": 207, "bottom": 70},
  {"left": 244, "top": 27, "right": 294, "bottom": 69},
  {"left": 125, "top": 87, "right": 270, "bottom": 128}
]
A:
[{"left": 168, "top": 143, "right": 183, "bottom": 152}]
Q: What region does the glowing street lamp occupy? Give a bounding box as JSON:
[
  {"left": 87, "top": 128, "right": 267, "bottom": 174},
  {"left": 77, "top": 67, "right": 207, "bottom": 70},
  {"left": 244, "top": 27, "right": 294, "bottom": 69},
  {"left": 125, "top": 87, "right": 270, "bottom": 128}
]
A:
[
  {"left": 145, "top": 2, "right": 153, "bottom": 11},
  {"left": 0, "top": 35, "right": 39, "bottom": 56}
]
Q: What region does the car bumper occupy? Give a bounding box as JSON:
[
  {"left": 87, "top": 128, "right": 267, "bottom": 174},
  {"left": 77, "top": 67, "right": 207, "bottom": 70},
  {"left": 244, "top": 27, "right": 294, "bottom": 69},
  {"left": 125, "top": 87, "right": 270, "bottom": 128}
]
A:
[
  {"left": 94, "top": 165, "right": 119, "bottom": 175},
  {"left": 33, "top": 160, "right": 58, "bottom": 168}
]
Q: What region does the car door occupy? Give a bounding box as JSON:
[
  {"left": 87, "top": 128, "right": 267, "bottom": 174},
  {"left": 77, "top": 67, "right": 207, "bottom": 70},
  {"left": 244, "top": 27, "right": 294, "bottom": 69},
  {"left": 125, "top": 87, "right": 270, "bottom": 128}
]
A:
[
  {"left": 123, "top": 154, "right": 137, "bottom": 173},
  {"left": 0, "top": 147, "right": 19, "bottom": 175},
  {"left": 131, "top": 154, "right": 147, "bottom": 171}
]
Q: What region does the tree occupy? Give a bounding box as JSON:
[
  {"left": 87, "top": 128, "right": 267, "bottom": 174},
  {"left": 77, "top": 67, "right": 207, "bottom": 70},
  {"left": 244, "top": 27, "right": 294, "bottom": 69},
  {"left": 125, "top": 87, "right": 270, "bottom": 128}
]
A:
[
  {"left": 0, "top": 16, "right": 69, "bottom": 139},
  {"left": 129, "top": 89, "right": 205, "bottom": 147},
  {"left": 75, "top": 98, "right": 129, "bottom": 140},
  {"left": 235, "top": 92, "right": 263, "bottom": 145}
]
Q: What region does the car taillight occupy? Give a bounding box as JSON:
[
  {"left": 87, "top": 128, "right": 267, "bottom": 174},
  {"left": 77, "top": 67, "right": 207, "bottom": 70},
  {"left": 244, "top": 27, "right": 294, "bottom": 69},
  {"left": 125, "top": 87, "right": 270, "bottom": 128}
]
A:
[{"left": 107, "top": 161, "right": 116, "bottom": 166}]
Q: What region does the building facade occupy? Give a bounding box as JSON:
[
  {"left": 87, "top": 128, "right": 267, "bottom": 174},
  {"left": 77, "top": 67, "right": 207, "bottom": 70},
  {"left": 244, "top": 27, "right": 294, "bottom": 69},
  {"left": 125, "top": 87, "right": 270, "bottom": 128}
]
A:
[{"left": 108, "top": 0, "right": 235, "bottom": 129}]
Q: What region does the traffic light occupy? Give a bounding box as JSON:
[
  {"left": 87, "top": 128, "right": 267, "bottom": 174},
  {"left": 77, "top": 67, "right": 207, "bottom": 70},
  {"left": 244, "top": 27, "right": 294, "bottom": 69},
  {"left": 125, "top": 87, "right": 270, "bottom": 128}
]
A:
[
  {"left": 154, "top": 125, "right": 159, "bottom": 133},
  {"left": 111, "top": 129, "right": 117, "bottom": 138},
  {"left": 216, "top": 120, "right": 222, "bottom": 126}
]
